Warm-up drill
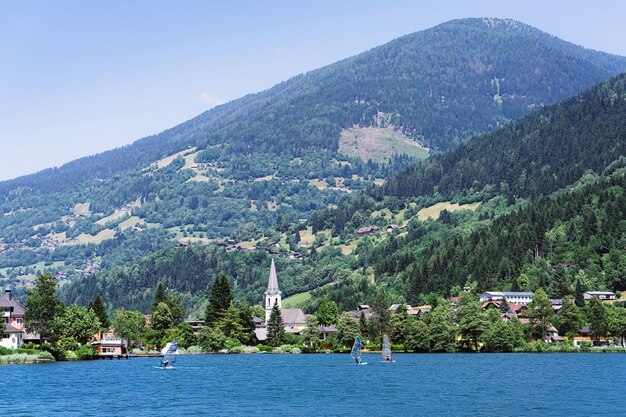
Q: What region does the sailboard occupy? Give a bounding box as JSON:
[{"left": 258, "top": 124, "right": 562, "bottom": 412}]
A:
[
  {"left": 381, "top": 334, "right": 395, "bottom": 363},
  {"left": 155, "top": 339, "right": 178, "bottom": 369},
  {"left": 351, "top": 336, "right": 367, "bottom": 365}
]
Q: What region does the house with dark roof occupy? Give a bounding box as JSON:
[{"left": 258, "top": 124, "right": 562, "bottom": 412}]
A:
[
  {"left": 1, "top": 286, "right": 26, "bottom": 349},
  {"left": 583, "top": 291, "right": 616, "bottom": 301},
  {"left": 356, "top": 226, "right": 380, "bottom": 237}
]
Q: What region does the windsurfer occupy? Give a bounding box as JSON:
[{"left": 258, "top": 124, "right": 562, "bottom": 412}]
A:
[{"left": 161, "top": 359, "right": 169, "bottom": 368}]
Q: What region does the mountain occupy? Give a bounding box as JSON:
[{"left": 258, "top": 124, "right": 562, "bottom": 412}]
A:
[
  {"left": 3, "top": 18, "right": 626, "bottom": 294},
  {"left": 61, "top": 74, "right": 626, "bottom": 312},
  {"left": 4, "top": 18, "right": 626, "bottom": 196},
  {"left": 318, "top": 73, "right": 626, "bottom": 234}
]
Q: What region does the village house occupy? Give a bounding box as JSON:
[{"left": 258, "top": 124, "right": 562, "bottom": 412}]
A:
[
  {"left": 408, "top": 305, "right": 432, "bottom": 315},
  {"left": 479, "top": 291, "right": 534, "bottom": 304},
  {"left": 320, "top": 325, "right": 337, "bottom": 341},
  {"left": 356, "top": 225, "right": 380, "bottom": 237},
  {"left": 583, "top": 291, "right": 616, "bottom": 301},
  {"left": 184, "top": 316, "right": 205, "bottom": 334},
  {"left": 1, "top": 286, "right": 25, "bottom": 349},
  {"left": 90, "top": 332, "right": 128, "bottom": 357}
]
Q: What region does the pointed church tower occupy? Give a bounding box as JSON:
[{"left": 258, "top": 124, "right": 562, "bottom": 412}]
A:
[{"left": 265, "top": 258, "right": 282, "bottom": 322}]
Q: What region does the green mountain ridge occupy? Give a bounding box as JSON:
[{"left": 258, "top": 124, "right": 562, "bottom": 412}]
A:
[
  {"left": 61, "top": 73, "right": 626, "bottom": 313},
  {"left": 3, "top": 18, "right": 626, "bottom": 298}
]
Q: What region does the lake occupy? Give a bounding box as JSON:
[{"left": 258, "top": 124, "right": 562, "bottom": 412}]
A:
[{"left": 2, "top": 353, "right": 623, "bottom": 416}]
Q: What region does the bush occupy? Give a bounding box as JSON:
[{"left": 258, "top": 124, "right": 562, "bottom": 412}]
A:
[
  {"left": 229, "top": 345, "right": 260, "bottom": 354},
  {"left": 59, "top": 337, "right": 80, "bottom": 352},
  {"left": 36, "top": 343, "right": 67, "bottom": 361},
  {"left": 223, "top": 338, "right": 241, "bottom": 351},
  {"left": 299, "top": 345, "right": 319, "bottom": 353},
  {"left": 0, "top": 346, "right": 14, "bottom": 355},
  {"left": 186, "top": 345, "right": 204, "bottom": 354},
  {"left": 275, "top": 345, "right": 301, "bottom": 354},
  {"left": 75, "top": 344, "right": 97, "bottom": 360},
  {"left": 257, "top": 344, "right": 273, "bottom": 353}
]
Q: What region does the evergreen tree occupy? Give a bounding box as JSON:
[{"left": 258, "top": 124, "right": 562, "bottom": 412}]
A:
[
  {"left": 25, "top": 273, "right": 65, "bottom": 343},
  {"left": 151, "top": 302, "right": 173, "bottom": 332},
  {"left": 165, "top": 295, "right": 187, "bottom": 325},
  {"left": 216, "top": 303, "right": 246, "bottom": 344},
  {"left": 267, "top": 301, "right": 284, "bottom": 347},
  {"left": 205, "top": 275, "right": 233, "bottom": 326},
  {"left": 358, "top": 313, "right": 369, "bottom": 338},
  {"left": 236, "top": 303, "right": 257, "bottom": 345},
  {"left": 574, "top": 278, "right": 586, "bottom": 307},
  {"left": 88, "top": 295, "right": 110, "bottom": 332},
  {"left": 152, "top": 283, "right": 167, "bottom": 312}
]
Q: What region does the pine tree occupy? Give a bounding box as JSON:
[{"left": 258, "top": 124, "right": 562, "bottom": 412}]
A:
[
  {"left": 152, "top": 283, "right": 167, "bottom": 312},
  {"left": 88, "top": 295, "right": 110, "bottom": 332},
  {"left": 574, "top": 278, "right": 586, "bottom": 307},
  {"left": 205, "top": 275, "right": 233, "bottom": 326},
  {"left": 267, "top": 301, "right": 284, "bottom": 347}
]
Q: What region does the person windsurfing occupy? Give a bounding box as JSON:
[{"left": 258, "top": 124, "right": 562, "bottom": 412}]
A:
[{"left": 161, "top": 359, "right": 169, "bottom": 368}]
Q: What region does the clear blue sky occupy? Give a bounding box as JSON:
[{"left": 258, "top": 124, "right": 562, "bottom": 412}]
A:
[{"left": 1, "top": 0, "right": 625, "bottom": 181}]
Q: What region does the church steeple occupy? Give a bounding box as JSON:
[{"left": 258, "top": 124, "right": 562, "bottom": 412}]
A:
[{"left": 265, "top": 258, "right": 282, "bottom": 322}]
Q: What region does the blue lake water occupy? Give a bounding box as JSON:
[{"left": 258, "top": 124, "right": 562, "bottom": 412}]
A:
[{"left": 2, "top": 353, "right": 624, "bottom": 416}]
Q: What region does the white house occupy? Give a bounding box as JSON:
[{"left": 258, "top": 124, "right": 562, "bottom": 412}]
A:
[
  {"left": 1, "top": 286, "right": 25, "bottom": 349},
  {"left": 479, "top": 291, "right": 534, "bottom": 304}
]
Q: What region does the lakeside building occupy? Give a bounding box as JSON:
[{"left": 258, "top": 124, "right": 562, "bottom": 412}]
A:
[
  {"left": 90, "top": 333, "right": 128, "bottom": 357},
  {"left": 1, "top": 286, "right": 26, "bottom": 349}
]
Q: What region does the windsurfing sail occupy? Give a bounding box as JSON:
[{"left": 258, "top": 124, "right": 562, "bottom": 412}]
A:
[
  {"left": 382, "top": 334, "right": 392, "bottom": 362},
  {"left": 350, "top": 336, "right": 362, "bottom": 360},
  {"left": 161, "top": 339, "right": 178, "bottom": 366}
]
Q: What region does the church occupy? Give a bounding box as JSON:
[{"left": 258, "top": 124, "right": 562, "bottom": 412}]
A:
[{"left": 255, "top": 258, "right": 307, "bottom": 342}]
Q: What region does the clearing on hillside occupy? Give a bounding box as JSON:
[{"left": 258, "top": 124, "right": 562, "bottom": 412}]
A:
[
  {"left": 417, "top": 202, "right": 481, "bottom": 221},
  {"left": 339, "top": 126, "right": 429, "bottom": 164}
]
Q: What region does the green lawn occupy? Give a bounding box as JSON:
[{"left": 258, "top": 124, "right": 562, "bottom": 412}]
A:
[{"left": 282, "top": 291, "right": 311, "bottom": 308}]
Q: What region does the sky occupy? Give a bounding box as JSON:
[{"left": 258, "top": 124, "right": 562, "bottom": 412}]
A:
[{"left": 1, "top": 0, "right": 626, "bottom": 181}]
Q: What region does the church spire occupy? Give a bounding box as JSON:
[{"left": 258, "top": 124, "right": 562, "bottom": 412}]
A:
[
  {"left": 265, "top": 258, "right": 282, "bottom": 322},
  {"left": 266, "top": 257, "right": 280, "bottom": 293}
]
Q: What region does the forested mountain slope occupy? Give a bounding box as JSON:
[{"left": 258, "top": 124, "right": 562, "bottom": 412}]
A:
[
  {"left": 63, "top": 75, "right": 626, "bottom": 312},
  {"left": 317, "top": 73, "right": 626, "bottom": 235},
  {"left": 4, "top": 18, "right": 626, "bottom": 294},
  {"left": 3, "top": 17, "right": 625, "bottom": 197}
]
